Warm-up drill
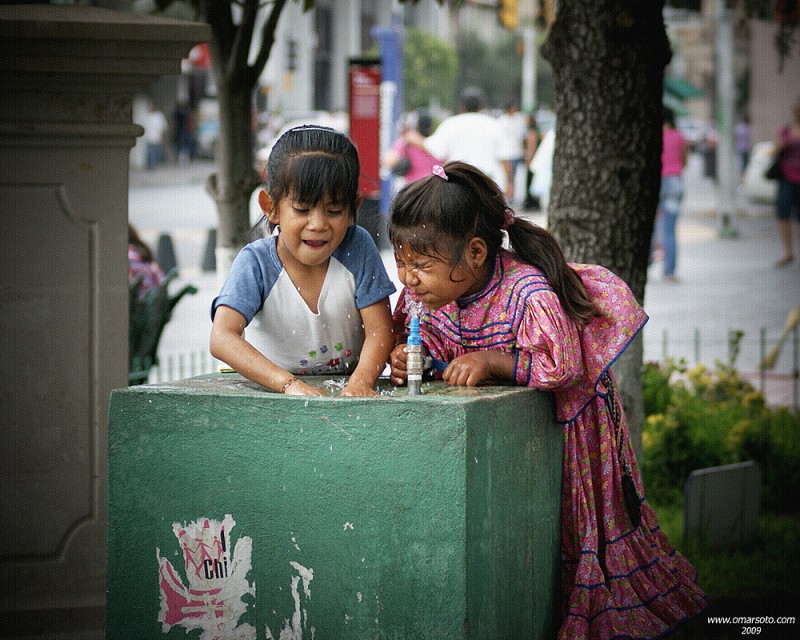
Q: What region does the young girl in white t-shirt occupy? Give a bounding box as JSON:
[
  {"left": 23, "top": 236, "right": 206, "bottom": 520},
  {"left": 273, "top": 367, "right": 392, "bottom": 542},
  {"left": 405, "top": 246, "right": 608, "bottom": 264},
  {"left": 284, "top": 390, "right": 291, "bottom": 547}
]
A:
[{"left": 210, "top": 125, "right": 396, "bottom": 396}]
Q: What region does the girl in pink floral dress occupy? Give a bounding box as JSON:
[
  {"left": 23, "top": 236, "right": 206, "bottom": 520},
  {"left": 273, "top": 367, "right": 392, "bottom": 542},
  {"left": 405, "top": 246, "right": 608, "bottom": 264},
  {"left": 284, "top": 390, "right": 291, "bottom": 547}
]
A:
[{"left": 388, "top": 161, "right": 706, "bottom": 639}]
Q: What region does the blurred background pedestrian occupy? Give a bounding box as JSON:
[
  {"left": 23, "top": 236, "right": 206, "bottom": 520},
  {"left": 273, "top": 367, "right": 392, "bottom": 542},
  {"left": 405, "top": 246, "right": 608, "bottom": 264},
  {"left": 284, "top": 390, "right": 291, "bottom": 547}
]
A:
[
  {"left": 382, "top": 109, "right": 441, "bottom": 186},
  {"left": 173, "top": 101, "right": 197, "bottom": 166},
  {"left": 498, "top": 100, "right": 529, "bottom": 207},
  {"left": 142, "top": 101, "right": 169, "bottom": 170},
  {"left": 528, "top": 127, "right": 554, "bottom": 214},
  {"left": 655, "top": 107, "right": 689, "bottom": 282},
  {"left": 772, "top": 97, "right": 800, "bottom": 269},
  {"left": 735, "top": 113, "right": 752, "bottom": 179},
  {"left": 405, "top": 87, "right": 514, "bottom": 200},
  {"left": 522, "top": 113, "right": 541, "bottom": 211},
  {"left": 128, "top": 223, "right": 164, "bottom": 299}
]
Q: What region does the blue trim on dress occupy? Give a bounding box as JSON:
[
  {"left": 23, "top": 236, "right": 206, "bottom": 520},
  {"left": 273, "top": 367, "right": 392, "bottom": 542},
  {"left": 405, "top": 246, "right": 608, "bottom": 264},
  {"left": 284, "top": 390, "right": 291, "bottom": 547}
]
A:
[
  {"left": 509, "top": 288, "right": 555, "bottom": 330},
  {"left": 561, "top": 522, "right": 665, "bottom": 567},
  {"left": 574, "top": 557, "right": 661, "bottom": 587},
  {"left": 456, "top": 253, "right": 505, "bottom": 306},
  {"left": 557, "top": 315, "right": 649, "bottom": 426},
  {"left": 564, "top": 579, "right": 687, "bottom": 623}
]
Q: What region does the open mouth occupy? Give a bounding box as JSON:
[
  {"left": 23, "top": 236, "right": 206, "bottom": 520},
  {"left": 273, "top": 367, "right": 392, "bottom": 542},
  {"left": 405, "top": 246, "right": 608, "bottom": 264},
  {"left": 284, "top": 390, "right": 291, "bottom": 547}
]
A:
[{"left": 303, "top": 239, "right": 328, "bottom": 248}]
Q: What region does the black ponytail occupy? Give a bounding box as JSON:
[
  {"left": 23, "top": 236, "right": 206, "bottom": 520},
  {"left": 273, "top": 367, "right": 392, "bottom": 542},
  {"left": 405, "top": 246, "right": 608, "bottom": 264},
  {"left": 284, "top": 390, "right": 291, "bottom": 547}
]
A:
[{"left": 506, "top": 218, "right": 599, "bottom": 324}]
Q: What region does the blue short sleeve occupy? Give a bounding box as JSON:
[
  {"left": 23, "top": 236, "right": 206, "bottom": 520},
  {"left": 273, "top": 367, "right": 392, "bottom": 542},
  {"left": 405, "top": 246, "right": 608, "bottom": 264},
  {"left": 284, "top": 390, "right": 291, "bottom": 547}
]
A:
[
  {"left": 334, "top": 226, "right": 396, "bottom": 308},
  {"left": 210, "top": 239, "right": 280, "bottom": 322}
]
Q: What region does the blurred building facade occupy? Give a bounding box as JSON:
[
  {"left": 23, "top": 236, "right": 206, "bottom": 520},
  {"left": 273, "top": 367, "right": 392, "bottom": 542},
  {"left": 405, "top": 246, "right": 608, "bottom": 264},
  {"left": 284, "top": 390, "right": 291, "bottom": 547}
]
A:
[
  {"left": 665, "top": 1, "right": 799, "bottom": 145},
  {"left": 158, "top": 1, "right": 797, "bottom": 155}
]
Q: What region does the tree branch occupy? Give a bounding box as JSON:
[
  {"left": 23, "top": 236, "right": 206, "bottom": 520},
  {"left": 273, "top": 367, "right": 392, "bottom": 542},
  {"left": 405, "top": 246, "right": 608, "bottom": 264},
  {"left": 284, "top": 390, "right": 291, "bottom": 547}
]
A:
[
  {"left": 252, "top": 0, "right": 288, "bottom": 79},
  {"left": 229, "top": 0, "right": 259, "bottom": 85},
  {"left": 202, "top": 0, "right": 236, "bottom": 79}
]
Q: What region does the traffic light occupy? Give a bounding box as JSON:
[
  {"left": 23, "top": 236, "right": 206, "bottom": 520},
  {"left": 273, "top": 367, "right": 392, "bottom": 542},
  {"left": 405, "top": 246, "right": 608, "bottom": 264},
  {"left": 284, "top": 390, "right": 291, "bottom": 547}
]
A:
[{"left": 498, "top": 0, "right": 518, "bottom": 31}]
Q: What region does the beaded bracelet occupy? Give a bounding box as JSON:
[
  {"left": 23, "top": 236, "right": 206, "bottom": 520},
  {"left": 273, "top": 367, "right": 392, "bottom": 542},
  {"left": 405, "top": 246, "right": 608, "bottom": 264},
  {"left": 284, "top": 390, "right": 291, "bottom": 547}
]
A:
[{"left": 280, "top": 376, "right": 298, "bottom": 394}]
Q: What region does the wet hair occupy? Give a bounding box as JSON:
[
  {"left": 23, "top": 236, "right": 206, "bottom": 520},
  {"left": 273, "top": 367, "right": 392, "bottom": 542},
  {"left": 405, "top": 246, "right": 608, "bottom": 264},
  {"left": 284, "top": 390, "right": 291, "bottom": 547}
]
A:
[
  {"left": 388, "top": 161, "right": 598, "bottom": 324},
  {"left": 254, "top": 125, "right": 360, "bottom": 235}
]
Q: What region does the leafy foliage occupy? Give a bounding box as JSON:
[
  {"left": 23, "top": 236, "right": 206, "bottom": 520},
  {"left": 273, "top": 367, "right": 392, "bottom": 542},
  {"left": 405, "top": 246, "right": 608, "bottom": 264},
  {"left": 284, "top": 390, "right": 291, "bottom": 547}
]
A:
[
  {"left": 455, "top": 31, "right": 522, "bottom": 110},
  {"left": 129, "top": 269, "right": 197, "bottom": 384},
  {"left": 642, "top": 343, "right": 800, "bottom": 512},
  {"left": 403, "top": 28, "right": 458, "bottom": 111}
]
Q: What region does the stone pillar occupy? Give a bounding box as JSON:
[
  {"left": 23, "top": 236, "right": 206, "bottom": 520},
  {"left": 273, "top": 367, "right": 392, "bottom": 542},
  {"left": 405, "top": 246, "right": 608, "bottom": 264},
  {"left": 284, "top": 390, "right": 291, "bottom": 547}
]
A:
[{"left": 0, "top": 5, "right": 209, "bottom": 631}]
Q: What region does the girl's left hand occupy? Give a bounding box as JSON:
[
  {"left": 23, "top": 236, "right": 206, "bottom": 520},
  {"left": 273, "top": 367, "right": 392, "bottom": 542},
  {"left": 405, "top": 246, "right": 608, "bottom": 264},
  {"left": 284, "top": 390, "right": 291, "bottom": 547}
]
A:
[
  {"left": 388, "top": 343, "right": 410, "bottom": 385},
  {"left": 441, "top": 352, "right": 515, "bottom": 387},
  {"left": 340, "top": 380, "right": 379, "bottom": 398}
]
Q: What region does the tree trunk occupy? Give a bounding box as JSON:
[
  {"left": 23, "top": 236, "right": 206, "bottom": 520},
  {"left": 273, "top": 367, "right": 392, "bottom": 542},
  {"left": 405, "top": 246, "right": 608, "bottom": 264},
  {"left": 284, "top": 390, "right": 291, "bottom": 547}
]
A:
[
  {"left": 206, "top": 81, "right": 262, "bottom": 278},
  {"left": 542, "top": 0, "right": 671, "bottom": 457}
]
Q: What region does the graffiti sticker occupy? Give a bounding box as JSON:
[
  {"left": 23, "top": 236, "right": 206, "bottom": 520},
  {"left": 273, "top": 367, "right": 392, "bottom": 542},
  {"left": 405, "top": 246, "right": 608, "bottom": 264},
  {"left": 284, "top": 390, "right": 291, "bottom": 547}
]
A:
[{"left": 156, "top": 514, "right": 256, "bottom": 640}]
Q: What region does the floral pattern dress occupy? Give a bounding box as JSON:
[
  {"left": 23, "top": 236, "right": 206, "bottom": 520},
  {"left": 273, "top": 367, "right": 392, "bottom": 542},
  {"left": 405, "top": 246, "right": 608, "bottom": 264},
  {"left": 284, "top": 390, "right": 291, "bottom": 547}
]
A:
[{"left": 394, "top": 250, "right": 706, "bottom": 639}]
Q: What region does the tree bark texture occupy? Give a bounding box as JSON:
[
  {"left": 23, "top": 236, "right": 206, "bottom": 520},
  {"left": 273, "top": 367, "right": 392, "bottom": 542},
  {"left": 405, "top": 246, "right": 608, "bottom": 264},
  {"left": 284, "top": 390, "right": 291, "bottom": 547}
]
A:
[
  {"left": 206, "top": 82, "right": 261, "bottom": 259},
  {"left": 542, "top": 0, "right": 671, "bottom": 456},
  {"left": 202, "top": 0, "right": 285, "bottom": 274}
]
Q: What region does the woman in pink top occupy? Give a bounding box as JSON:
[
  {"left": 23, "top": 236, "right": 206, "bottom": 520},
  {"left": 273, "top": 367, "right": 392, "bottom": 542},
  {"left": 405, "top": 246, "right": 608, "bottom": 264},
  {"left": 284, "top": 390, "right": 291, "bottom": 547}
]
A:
[
  {"left": 773, "top": 98, "right": 800, "bottom": 268},
  {"left": 656, "top": 108, "right": 688, "bottom": 282},
  {"left": 382, "top": 110, "right": 441, "bottom": 185}
]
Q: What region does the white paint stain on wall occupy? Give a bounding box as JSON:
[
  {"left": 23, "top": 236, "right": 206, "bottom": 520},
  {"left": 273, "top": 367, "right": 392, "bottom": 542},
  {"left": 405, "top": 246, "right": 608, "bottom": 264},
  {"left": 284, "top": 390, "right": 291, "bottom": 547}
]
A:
[
  {"left": 265, "top": 561, "right": 315, "bottom": 640},
  {"left": 156, "top": 514, "right": 256, "bottom": 640}
]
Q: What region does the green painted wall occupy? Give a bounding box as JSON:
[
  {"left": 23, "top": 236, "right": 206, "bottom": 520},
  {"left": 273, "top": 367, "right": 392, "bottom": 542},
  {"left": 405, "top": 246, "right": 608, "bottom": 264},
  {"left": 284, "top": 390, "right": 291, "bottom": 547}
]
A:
[{"left": 108, "top": 375, "right": 561, "bottom": 639}]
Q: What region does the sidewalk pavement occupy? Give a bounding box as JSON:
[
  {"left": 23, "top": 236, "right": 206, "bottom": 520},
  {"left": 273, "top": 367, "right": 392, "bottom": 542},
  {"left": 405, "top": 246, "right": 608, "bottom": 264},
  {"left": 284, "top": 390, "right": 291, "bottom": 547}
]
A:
[{"left": 130, "top": 156, "right": 799, "bottom": 409}]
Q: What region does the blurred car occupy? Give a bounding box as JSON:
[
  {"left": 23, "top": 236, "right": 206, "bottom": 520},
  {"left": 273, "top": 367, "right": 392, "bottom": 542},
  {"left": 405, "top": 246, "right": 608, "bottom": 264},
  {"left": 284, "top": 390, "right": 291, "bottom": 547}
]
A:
[
  {"left": 255, "top": 111, "right": 349, "bottom": 171},
  {"left": 742, "top": 141, "right": 779, "bottom": 204}
]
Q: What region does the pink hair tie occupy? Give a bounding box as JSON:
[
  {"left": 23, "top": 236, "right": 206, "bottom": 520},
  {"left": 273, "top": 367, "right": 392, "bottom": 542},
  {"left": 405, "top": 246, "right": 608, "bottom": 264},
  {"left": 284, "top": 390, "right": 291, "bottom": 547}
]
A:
[
  {"left": 432, "top": 165, "right": 448, "bottom": 180},
  {"left": 502, "top": 207, "right": 515, "bottom": 230}
]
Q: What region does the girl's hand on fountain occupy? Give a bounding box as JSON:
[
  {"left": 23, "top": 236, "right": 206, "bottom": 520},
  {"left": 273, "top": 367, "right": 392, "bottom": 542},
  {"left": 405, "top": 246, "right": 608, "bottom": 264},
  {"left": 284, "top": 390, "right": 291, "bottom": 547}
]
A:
[
  {"left": 441, "top": 352, "right": 515, "bottom": 387},
  {"left": 389, "top": 344, "right": 409, "bottom": 385},
  {"left": 283, "top": 378, "right": 328, "bottom": 396},
  {"left": 340, "top": 380, "right": 379, "bottom": 397}
]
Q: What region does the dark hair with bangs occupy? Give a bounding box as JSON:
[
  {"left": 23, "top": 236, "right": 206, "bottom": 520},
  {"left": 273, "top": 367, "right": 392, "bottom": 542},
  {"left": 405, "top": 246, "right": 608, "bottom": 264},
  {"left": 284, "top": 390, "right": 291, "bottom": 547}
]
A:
[
  {"left": 388, "top": 161, "right": 598, "bottom": 324},
  {"left": 253, "top": 125, "right": 360, "bottom": 236}
]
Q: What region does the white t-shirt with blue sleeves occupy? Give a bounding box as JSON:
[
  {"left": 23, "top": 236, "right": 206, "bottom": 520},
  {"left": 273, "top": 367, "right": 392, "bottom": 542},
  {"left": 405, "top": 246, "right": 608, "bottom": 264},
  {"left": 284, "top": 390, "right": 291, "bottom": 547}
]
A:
[{"left": 212, "top": 225, "right": 395, "bottom": 375}]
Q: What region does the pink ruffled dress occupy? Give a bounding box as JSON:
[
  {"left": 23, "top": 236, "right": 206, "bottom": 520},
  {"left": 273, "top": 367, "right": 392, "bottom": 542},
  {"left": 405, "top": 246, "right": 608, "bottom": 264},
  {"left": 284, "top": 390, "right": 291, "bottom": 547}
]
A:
[{"left": 394, "top": 249, "right": 706, "bottom": 639}]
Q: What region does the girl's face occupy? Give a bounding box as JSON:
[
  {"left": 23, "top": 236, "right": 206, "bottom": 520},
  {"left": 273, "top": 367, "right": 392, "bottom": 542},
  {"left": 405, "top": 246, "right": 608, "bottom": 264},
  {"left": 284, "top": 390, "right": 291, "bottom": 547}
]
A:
[
  {"left": 261, "top": 190, "right": 356, "bottom": 270},
  {"left": 394, "top": 239, "right": 488, "bottom": 310}
]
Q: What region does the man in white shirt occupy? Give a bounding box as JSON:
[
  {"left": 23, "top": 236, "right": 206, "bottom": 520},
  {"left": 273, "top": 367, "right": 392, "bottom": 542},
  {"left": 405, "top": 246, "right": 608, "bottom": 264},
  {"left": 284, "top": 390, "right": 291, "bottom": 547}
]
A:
[
  {"left": 498, "top": 100, "right": 529, "bottom": 205},
  {"left": 409, "top": 87, "right": 515, "bottom": 200}
]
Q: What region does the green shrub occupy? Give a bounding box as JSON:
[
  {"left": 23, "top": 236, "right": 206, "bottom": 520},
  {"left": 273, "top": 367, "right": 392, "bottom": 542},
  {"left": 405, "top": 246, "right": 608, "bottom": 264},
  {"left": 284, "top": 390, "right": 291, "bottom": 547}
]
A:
[
  {"left": 642, "top": 355, "right": 800, "bottom": 513},
  {"left": 734, "top": 406, "right": 800, "bottom": 513}
]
